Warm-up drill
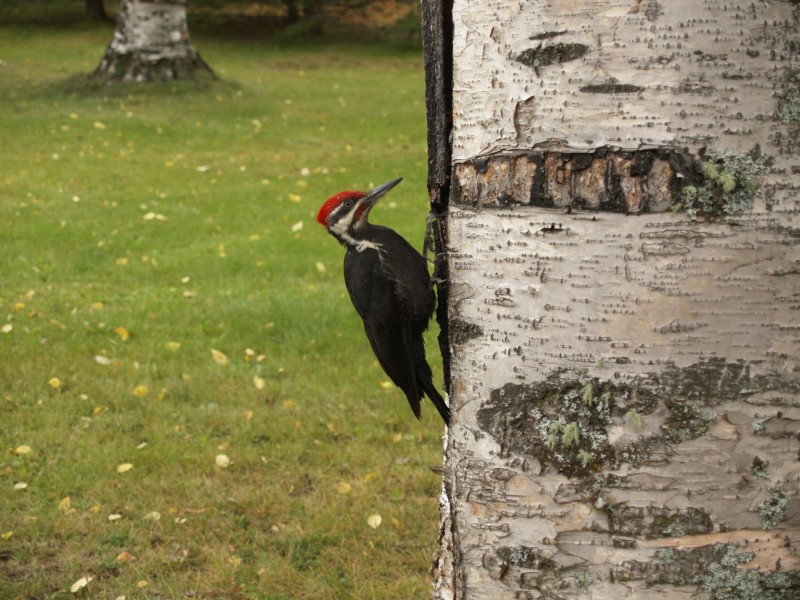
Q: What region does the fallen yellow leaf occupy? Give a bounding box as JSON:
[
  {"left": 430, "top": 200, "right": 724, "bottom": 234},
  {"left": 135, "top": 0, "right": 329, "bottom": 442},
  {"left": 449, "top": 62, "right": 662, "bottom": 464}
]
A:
[
  {"left": 114, "top": 326, "right": 129, "bottom": 341},
  {"left": 69, "top": 575, "right": 93, "bottom": 593},
  {"left": 253, "top": 375, "right": 266, "bottom": 390},
  {"left": 165, "top": 341, "right": 181, "bottom": 351},
  {"left": 132, "top": 385, "right": 148, "bottom": 398},
  {"left": 210, "top": 349, "right": 229, "bottom": 366},
  {"left": 1, "top": 531, "right": 13, "bottom": 540},
  {"left": 58, "top": 496, "right": 71, "bottom": 512},
  {"left": 337, "top": 482, "right": 352, "bottom": 494},
  {"left": 48, "top": 377, "right": 62, "bottom": 389},
  {"left": 116, "top": 551, "right": 136, "bottom": 562},
  {"left": 117, "top": 463, "right": 133, "bottom": 474},
  {"left": 367, "top": 513, "right": 382, "bottom": 529},
  {"left": 13, "top": 445, "right": 32, "bottom": 455}
]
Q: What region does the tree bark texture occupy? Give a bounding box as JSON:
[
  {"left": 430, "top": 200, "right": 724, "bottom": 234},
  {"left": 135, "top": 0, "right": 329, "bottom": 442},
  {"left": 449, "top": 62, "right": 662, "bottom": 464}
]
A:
[
  {"left": 91, "top": 0, "right": 214, "bottom": 83},
  {"left": 434, "top": 1, "right": 800, "bottom": 598},
  {"left": 86, "top": 0, "right": 110, "bottom": 21}
]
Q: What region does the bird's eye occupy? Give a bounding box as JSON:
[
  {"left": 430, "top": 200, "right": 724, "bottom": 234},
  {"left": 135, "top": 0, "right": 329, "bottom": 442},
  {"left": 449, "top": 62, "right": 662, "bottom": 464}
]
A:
[{"left": 344, "top": 200, "right": 353, "bottom": 208}]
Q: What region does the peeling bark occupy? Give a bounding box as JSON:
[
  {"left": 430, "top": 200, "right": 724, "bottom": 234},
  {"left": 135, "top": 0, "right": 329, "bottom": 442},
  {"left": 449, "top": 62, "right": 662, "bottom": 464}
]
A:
[
  {"left": 431, "top": 0, "right": 800, "bottom": 598},
  {"left": 91, "top": 0, "right": 214, "bottom": 84}
]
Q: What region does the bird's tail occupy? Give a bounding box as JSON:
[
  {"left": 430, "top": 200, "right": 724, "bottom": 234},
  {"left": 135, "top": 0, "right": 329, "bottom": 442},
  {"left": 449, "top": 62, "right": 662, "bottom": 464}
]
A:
[{"left": 421, "top": 378, "right": 450, "bottom": 425}]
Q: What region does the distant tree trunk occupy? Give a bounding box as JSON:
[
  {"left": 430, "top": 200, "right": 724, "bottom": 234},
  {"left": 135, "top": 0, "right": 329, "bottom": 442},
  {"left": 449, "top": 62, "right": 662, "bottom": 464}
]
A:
[
  {"left": 86, "top": 0, "right": 110, "bottom": 21},
  {"left": 285, "top": 0, "right": 300, "bottom": 24},
  {"left": 91, "top": 0, "right": 214, "bottom": 84},
  {"left": 425, "top": 0, "right": 800, "bottom": 598}
]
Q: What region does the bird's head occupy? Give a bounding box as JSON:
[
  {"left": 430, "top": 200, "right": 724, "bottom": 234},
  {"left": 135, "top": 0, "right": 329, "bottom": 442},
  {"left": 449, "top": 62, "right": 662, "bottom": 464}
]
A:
[{"left": 316, "top": 177, "right": 402, "bottom": 240}]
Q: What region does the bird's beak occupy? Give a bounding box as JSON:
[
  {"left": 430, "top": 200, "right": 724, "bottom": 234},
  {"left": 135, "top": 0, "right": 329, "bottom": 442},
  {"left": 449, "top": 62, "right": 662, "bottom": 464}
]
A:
[{"left": 360, "top": 177, "right": 403, "bottom": 210}]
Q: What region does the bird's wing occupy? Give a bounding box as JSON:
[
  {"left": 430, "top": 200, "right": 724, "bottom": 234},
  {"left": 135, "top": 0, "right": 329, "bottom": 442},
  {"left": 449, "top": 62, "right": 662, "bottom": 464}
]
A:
[{"left": 345, "top": 250, "right": 422, "bottom": 418}]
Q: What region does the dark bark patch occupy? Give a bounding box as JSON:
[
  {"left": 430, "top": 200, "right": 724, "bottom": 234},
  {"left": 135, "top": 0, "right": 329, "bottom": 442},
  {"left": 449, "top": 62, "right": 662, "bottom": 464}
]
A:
[
  {"left": 449, "top": 318, "right": 484, "bottom": 345},
  {"left": 514, "top": 43, "right": 589, "bottom": 69},
  {"left": 529, "top": 30, "right": 568, "bottom": 41},
  {"left": 607, "top": 505, "right": 713, "bottom": 538},
  {"left": 579, "top": 83, "right": 644, "bottom": 94},
  {"left": 477, "top": 359, "right": 785, "bottom": 478},
  {"left": 452, "top": 148, "right": 694, "bottom": 212},
  {"left": 613, "top": 544, "right": 800, "bottom": 595}
]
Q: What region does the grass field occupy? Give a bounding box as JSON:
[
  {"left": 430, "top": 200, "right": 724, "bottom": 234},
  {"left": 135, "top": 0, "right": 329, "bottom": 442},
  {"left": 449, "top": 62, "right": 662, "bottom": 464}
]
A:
[{"left": 0, "top": 11, "right": 445, "bottom": 600}]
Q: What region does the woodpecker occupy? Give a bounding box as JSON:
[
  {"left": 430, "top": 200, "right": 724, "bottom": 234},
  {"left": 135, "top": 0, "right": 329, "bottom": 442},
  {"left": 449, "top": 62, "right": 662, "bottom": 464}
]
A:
[{"left": 316, "top": 177, "right": 450, "bottom": 425}]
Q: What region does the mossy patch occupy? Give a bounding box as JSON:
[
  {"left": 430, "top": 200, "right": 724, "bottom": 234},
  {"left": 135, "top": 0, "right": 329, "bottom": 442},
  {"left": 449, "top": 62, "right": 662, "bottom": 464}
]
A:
[
  {"left": 478, "top": 359, "right": 781, "bottom": 478},
  {"left": 674, "top": 148, "right": 768, "bottom": 220}
]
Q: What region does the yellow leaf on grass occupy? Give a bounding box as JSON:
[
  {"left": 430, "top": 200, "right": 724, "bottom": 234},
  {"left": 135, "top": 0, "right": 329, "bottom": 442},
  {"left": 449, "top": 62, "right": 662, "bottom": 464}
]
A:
[
  {"left": 116, "top": 551, "right": 136, "bottom": 562},
  {"left": 69, "top": 575, "right": 93, "bottom": 593},
  {"left": 211, "top": 349, "right": 229, "bottom": 366},
  {"left": 364, "top": 471, "right": 377, "bottom": 483},
  {"left": 117, "top": 463, "right": 133, "bottom": 474},
  {"left": 337, "top": 482, "right": 352, "bottom": 494},
  {"left": 367, "top": 514, "right": 382, "bottom": 529},
  {"left": 1, "top": 531, "right": 13, "bottom": 540},
  {"left": 315, "top": 261, "right": 326, "bottom": 273},
  {"left": 253, "top": 376, "right": 266, "bottom": 390},
  {"left": 132, "top": 385, "right": 148, "bottom": 398},
  {"left": 48, "top": 377, "right": 62, "bottom": 389},
  {"left": 215, "top": 454, "right": 230, "bottom": 468},
  {"left": 13, "top": 482, "right": 27, "bottom": 490},
  {"left": 58, "top": 496, "right": 71, "bottom": 512},
  {"left": 13, "top": 445, "right": 32, "bottom": 455},
  {"left": 114, "top": 326, "right": 129, "bottom": 341},
  {"left": 165, "top": 341, "right": 181, "bottom": 351},
  {"left": 136, "top": 579, "right": 149, "bottom": 589},
  {"left": 379, "top": 381, "right": 393, "bottom": 389}
]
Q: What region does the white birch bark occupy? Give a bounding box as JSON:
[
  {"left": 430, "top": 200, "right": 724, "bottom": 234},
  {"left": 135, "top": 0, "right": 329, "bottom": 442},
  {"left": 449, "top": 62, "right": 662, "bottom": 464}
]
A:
[
  {"left": 433, "top": 1, "right": 800, "bottom": 598},
  {"left": 92, "top": 0, "right": 213, "bottom": 83}
]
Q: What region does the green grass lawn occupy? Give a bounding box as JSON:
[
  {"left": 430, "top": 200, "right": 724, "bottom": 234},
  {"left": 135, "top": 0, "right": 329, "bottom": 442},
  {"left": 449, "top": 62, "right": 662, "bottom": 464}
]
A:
[{"left": 0, "top": 18, "right": 445, "bottom": 600}]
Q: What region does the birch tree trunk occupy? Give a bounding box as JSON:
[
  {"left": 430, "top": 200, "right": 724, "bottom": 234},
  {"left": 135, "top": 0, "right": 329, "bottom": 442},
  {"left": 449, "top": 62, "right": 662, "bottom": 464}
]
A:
[
  {"left": 91, "top": 0, "right": 214, "bottom": 83},
  {"left": 426, "top": 1, "right": 800, "bottom": 598}
]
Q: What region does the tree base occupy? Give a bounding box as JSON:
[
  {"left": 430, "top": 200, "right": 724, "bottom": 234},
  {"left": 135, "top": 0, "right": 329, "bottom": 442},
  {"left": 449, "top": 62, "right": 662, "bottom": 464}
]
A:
[{"left": 90, "top": 50, "right": 215, "bottom": 84}]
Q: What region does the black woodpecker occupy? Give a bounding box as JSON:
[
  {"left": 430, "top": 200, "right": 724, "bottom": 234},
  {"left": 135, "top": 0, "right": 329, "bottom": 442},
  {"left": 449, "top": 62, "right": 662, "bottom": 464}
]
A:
[{"left": 316, "top": 177, "right": 450, "bottom": 425}]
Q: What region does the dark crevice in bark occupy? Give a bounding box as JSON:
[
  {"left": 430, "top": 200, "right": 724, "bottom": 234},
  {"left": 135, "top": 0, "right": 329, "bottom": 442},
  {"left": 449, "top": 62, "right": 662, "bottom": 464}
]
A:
[{"left": 421, "top": 0, "right": 454, "bottom": 398}]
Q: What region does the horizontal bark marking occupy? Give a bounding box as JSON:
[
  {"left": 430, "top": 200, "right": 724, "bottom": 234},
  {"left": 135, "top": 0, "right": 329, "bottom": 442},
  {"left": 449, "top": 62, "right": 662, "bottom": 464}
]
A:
[
  {"left": 579, "top": 83, "right": 644, "bottom": 94},
  {"left": 452, "top": 149, "right": 695, "bottom": 213}
]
